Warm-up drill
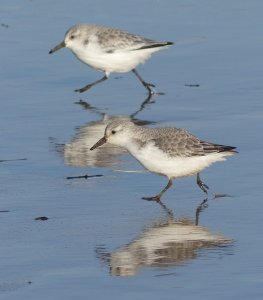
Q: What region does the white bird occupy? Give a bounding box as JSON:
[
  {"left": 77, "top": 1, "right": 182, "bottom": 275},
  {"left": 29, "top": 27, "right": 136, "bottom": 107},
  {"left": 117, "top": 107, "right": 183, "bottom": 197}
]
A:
[
  {"left": 49, "top": 24, "right": 173, "bottom": 94},
  {"left": 90, "top": 120, "right": 238, "bottom": 201}
]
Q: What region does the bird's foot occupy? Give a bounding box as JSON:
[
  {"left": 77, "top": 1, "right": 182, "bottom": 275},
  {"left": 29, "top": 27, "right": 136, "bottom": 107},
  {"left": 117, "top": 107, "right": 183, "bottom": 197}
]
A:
[
  {"left": 142, "top": 195, "right": 161, "bottom": 202},
  {"left": 198, "top": 182, "right": 209, "bottom": 194},
  {"left": 143, "top": 82, "right": 156, "bottom": 95},
  {"left": 75, "top": 85, "right": 93, "bottom": 93},
  {"left": 197, "top": 175, "right": 209, "bottom": 194},
  {"left": 144, "top": 82, "right": 155, "bottom": 88},
  {"left": 144, "top": 83, "right": 165, "bottom": 96}
]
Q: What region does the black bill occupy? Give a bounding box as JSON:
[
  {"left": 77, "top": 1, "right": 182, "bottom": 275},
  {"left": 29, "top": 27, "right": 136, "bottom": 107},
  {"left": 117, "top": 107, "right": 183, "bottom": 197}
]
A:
[
  {"left": 90, "top": 137, "right": 107, "bottom": 150},
  {"left": 49, "top": 41, "right": 66, "bottom": 54}
]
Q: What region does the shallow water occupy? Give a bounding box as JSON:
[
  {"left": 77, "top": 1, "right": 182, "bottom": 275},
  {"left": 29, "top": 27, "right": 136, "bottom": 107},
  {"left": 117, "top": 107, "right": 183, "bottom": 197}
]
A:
[{"left": 0, "top": 0, "right": 263, "bottom": 299}]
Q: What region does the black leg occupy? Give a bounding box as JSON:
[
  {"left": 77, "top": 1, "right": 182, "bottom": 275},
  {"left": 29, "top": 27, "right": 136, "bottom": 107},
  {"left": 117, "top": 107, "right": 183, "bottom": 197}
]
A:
[
  {"left": 75, "top": 74, "right": 108, "bottom": 93},
  {"left": 196, "top": 173, "right": 209, "bottom": 194},
  {"left": 142, "top": 179, "right": 173, "bottom": 202},
  {"left": 132, "top": 69, "right": 155, "bottom": 94}
]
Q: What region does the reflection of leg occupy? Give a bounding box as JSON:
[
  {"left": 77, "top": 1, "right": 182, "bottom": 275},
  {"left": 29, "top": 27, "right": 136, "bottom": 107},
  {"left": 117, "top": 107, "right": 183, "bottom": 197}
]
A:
[
  {"left": 74, "top": 100, "right": 104, "bottom": 116},
  {"left": 142, "top": 179, "right": 173, "bottom": 202},
  {"left": 195, "top": 198, "right": 208, "bottom": 225},
  {"left": 75, "top": 74, "right": 108, "bottom": 93},
  {"left": 156, "top": 200, "right": 174, "bottom": 219},
  {"left": 132, "top": 69, "right": 155, "bottom": 94},
  {"left": 196, "top": 173, "right": 209, "bottom": 194},
  {"left": 129, "top": 92, "right": 154, "bottom": 118},
  {"left": 95, "top": 245, "right": 110, "bottom": 264}
]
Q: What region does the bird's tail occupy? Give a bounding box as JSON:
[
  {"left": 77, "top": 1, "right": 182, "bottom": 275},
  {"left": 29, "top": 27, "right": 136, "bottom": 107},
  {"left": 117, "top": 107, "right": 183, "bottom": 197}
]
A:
[
  {"left": 201, "top": 142, "right": 238, "bottom": 155},
  {"left": 135, "top": 41, "right": 174, "bottom": 51}
]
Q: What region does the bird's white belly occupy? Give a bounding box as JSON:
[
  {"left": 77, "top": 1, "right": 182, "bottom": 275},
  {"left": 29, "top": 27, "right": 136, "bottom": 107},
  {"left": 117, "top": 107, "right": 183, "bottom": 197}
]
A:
[
  {"left": 128, "top": 144, "right": 227, "bottom": 179},
  {"left": 71, "top": 47, "right": 158, "bottom": 73}
]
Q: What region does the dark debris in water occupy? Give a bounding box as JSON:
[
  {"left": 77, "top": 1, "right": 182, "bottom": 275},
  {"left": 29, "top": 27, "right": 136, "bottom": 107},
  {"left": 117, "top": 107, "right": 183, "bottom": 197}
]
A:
[
  {"left": 67, "top": 174, "right": 103, "bottom": 180},
  {"left": 184, "top": 84, "right": 200, "bottom": 87},
  {"left": 0, "top": 158, "right": 27, "bottom": 163},
  {"left": 1, "top": 23, "right": 10, "bottom": 28},
  {"left": 35, "top": 216, "right": 49, "bottom": 221},
  {"left": 214, "top": 193, "right": 233, "bottom": 199}
]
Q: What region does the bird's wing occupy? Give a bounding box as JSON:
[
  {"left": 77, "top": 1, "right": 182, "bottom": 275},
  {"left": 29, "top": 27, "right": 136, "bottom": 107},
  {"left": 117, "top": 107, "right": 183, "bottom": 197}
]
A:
[
  {"left": 151, "top": 133, "right": 205, "bottom": 157},
  {"left": 144, "top": 128, "right": 236, "bottom": 158},
  {"left": 96, "top": 29, "right": 172, "bottom": 53}
]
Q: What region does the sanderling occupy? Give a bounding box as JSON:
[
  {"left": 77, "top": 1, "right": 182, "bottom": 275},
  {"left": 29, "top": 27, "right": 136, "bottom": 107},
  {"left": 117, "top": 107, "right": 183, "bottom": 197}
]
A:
[
  {"left": 90, "top": 120, "right": 238, "bottom": 201},
  {"left": 49, "top": 24, "right": 173, "bottom": 94}
]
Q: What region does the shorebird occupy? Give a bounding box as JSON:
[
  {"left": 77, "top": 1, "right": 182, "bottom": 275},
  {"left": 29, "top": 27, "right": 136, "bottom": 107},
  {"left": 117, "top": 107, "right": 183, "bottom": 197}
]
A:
[
  {"left": 49, "top": 24, "right": 173, "bottom": 94},
  {"left": 90, "top": 120, "right": 238, "bottom": 201}
]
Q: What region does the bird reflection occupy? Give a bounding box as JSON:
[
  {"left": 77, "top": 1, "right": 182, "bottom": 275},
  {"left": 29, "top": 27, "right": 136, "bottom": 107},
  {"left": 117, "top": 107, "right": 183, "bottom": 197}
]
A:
[
  {"left": 52, "top": 101, "right": 154, "bottom": 168},
  {"left": 95, "top": 199, "right": 233, "bottom": 276},
  {"left": 76, "top": 88, "right": 156, "bottom": 119},
  {"left": 64, "top": 114, "right": 129, "bottom": 168}
]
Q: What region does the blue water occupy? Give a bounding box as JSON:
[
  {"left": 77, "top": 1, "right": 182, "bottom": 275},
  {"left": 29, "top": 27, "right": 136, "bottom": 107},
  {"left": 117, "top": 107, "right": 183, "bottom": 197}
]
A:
[{"left": 0, "top": 0, "right": 263, "bottom": 299}]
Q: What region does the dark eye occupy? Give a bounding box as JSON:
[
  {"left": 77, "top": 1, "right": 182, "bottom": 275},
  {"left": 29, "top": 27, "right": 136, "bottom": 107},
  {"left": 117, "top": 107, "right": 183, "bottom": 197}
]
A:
[
  {"left": 111, "top": 130, "right": 116, "bottom": 134},
  {"left": 70, "top": 35, "right": 75, "bottom": 40}
]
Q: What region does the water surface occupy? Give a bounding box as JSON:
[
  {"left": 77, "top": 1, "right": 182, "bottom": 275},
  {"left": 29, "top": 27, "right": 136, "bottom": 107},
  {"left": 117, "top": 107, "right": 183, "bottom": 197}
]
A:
[{"left": 0, "top": 0, "right": 263, "bottom": 299}]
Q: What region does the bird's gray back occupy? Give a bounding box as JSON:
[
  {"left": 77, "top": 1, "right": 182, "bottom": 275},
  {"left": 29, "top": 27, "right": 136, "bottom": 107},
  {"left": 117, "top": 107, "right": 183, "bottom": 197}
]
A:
[
  {"left": 96, "top": 27, "right": 157, "bottom": 51},
  {"left": 67, "top": 24, "right": 171, "bottom": 53},
  {"left": 134, "top": 127, "right": 228, "bottom": 157},
  {"left": 78, "top": 24, "right": 164, "bottom": 51}
]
